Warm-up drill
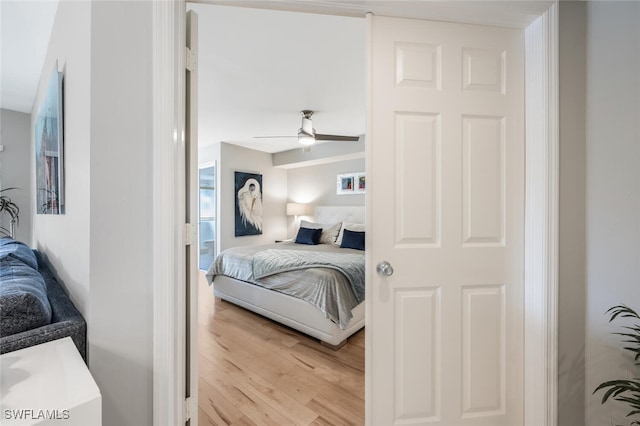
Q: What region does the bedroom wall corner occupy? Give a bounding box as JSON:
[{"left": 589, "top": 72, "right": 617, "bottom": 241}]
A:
[{"left": 219, "top": 142, "right": 287, "bottom": 251}]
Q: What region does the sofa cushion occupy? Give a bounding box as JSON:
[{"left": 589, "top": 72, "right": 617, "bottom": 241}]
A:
[
  {"left": 0, "top": 237, "right": 38, "bottom": 270},
  {"left": 0, "top": 257, "right": 52, "bottom": 336}
]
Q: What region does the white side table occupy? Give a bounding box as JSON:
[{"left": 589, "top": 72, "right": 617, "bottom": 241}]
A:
[{"left": 0, "top": 337, "right": 101, "bottom": 425}]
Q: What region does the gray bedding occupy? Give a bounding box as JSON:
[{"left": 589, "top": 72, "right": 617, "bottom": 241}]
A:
[{"left": 205, "top": 242, "right": 365, "bottom": 329}]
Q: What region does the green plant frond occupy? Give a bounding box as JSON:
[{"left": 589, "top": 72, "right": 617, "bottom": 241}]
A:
[
  {"left": 615, "top": 395, "right": 640, "bottom": 405},
  {"left": 618, "top": 331, "right": 640, "bottom": 339},
  {"left": 608, "top": 305, "right": 640, "bottom": 322},
  {"left": 596, "top": 380, "right": 640, "bottom": 389},
  {"left": 623, "top": 408, "right": 640, "bottom": 417},
  {"left": 618, "top": 331, "right": 640, "bottom": 341},
  {"left": 596, "top": 383, "right": 630, "bottom": 404},
  {"left": 596, "top": 305, "right": 640, "bottom": 425}
]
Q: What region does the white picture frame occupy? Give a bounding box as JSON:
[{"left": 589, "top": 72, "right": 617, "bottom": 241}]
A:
[{"left": 337, "top": 172, "right": 365, "bottom": 195}]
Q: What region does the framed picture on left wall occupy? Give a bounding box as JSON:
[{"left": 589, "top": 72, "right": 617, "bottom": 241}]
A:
[
  {"left": 35, "top": 62, "right": 65, "bottom": 214},
  {"left": 234, "top": 171, "right": 263, "bottom": 236}
]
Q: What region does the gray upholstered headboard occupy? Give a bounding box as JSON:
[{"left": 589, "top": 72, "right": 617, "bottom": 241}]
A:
[{"left": 314, "top": 206, "right": 365, "bottom": 225}]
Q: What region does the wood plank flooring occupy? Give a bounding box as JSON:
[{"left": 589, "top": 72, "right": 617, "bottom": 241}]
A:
[{"left": 198, "top": 272, "right": 365, "bottom": 426}]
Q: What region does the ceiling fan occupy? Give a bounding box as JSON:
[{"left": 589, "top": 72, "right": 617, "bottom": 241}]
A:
[{"left": 254, "top": 110, "right": 360, "bottom": 149}]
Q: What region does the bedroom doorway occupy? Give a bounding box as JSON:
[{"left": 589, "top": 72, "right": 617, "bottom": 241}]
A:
[
  {"left": 154, "top": 2, "right": 558, "bottom": 426},
  {"left": 191, "top": 4, "right": 367, "bottom": 425}
]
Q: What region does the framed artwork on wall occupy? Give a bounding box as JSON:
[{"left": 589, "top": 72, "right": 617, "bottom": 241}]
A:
[
  {"left": 235, "top": 171, "right": 263, "bottom": 236},
  {"left": 35, "top": 62, "right": 65, "bottom": 215},
  {"left": 337, "top": 172, "right": 365, "bottom": 195}
]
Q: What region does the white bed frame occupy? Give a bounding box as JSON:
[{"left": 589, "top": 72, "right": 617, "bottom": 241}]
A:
[{"left": 213, "top": 206, "right": 366, "bottom": 348}]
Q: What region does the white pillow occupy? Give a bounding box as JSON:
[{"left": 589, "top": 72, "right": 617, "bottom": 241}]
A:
[
  {"left": 300, "top": 220, "right": 342, "bottom": 245},
  {"left": 335, "top": 222, "right": 365, "bottom": 246}
]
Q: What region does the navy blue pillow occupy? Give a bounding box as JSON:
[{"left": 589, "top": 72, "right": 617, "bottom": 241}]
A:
[
  {"left": 295, "top": 227, "right": 323, "bottom": 245},
  {"left": 340, "top": 229, "right": 365, "bottom": 251}
]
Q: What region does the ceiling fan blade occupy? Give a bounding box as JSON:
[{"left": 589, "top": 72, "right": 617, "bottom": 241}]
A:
[
  {"left": 315, "top": 134, "right": 360, "bottom": 142},
  {"left": 254, "top": 136, "right": 297, "bottom": 139}
]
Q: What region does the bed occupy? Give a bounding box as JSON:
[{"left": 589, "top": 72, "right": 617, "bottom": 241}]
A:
[{"left": 205, "top": 206, "right": 365, "bottom": 348}]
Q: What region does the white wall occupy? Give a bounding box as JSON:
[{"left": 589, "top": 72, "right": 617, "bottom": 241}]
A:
[
  {"left": 31, "top": 1, "right": 154, "bottom": 425},
  {"left": 286, "top": 157, "right": 365, "bottom": 238},
  {"left": 31, "top": 0, "right": 91, "bottom": 321},
  {"left": 88, "top": 2, "right": 153, "bottom": 425},
  {"left": 0, "top": 109, "right": 31, "bottom": 243},
  {"left": 287, "top": 157, "right": 365, "bottom": 207},
  {"left": 199, "top": 142, "right": 217, "bottom": 166},
  {"left": 584, "top": 2, "right": 640, "bottom": 424},
  {"left": 218, "top": 142, "right": 287, "bottom": 251}
]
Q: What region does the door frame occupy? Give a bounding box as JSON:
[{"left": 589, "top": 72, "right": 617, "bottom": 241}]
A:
[
  {"left": 151, "top": 1, "right": 187, "bottom": 425},
  {"left": 150, "top": 2, "right": 559, "bottom": 425}
]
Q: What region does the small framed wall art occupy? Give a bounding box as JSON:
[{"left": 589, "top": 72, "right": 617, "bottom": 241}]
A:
[{"left": 337, "top": 172, "right": 365, "bottom": 195}]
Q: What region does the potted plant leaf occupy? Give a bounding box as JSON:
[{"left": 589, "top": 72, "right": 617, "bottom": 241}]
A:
[
  {"left": 593, "top": 305, "right": 640, "bottom": 426},
  {"left": 0, "top": 187, "right": 20, "bottom": 238}
]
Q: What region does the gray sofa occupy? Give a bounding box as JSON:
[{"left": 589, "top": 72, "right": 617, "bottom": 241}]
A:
[{"left": 0, "top": 238, "right": 86, "bottom": 361}]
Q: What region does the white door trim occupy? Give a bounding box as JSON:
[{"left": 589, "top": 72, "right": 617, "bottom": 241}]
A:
[
  {"left": 151, "top": 2, "right": 559, "bottom": 426},
  {"left": 523, "top": 4, "right": 559, "bottom": 425},
  {"left": 152, "top": 1, "right": 186, "bottom": 425}
]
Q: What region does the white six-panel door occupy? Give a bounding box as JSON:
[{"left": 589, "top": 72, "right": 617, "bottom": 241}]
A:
[{"left": 367, "top": 15, "right": 524, "bottom": 425}]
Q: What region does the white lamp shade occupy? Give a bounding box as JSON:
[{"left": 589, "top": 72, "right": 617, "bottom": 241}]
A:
[{"left": 286, "top": 203, "right": 309, "bottom": 216}]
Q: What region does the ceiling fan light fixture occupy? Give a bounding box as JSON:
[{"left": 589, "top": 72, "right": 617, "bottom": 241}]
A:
[{"left": 298, "top": 130, "right": 316, "bottom": 146}]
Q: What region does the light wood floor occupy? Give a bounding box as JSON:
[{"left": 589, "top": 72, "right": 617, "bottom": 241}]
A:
[{"left": 197, "top": 272, "right": 365, "bottom": 426}]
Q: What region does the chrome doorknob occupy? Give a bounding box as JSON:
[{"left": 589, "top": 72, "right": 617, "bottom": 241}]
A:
[{"left": 376, "top": 261, "right": 394, "bottom": 277}]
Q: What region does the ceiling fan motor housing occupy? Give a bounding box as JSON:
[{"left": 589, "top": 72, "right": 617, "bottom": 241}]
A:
[{"left": 300, "top": 111, "right": 316, "bottom": 137}]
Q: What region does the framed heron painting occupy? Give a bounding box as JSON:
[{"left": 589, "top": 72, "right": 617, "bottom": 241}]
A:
[{"left": 234, "top": 171, "right": 263, "bottom": 236}]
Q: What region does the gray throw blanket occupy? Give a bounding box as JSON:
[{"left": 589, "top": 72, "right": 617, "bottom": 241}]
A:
[{"left": 252, "top": 249, "right": 365, "bottom": 303}]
